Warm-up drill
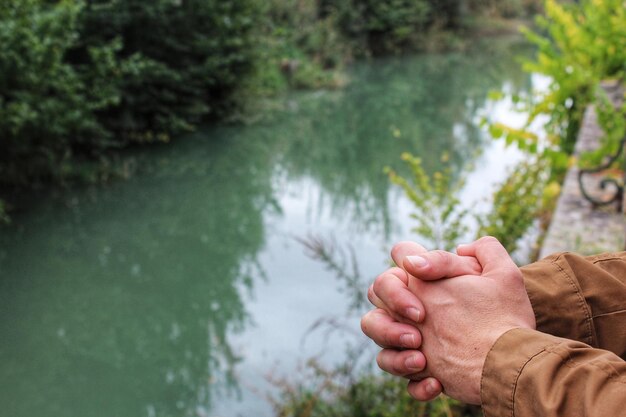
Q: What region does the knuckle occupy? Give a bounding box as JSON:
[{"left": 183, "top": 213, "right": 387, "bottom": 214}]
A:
[
  {"left": 381, "top": 327, "right": 395, "bottom": 347},
  {"left": 372, "top": 275, "right": 385, "bottom": 294},
  {"left": 388, "top": 266, "right": 405, "bottom": 276},
  {"left": 502, "top": 265, "right": 522, "bottom": 281},
  {"left": 479, "top": 235, "right": 499, "bottom": 245},
  {"left": 414, "top": 331, "right": 422, "bottom": 348},
  {"left": 361, "top": 309, "right": 392, "bottom": 340},
  {"left": 511, "top": 267, "right": 523, "bottom": 280},
  {"left": 391, "top": 356, "right": 404, "bottom": 374},
  {"left": 375, "top": 351, "right": 386, "bottom": 370},
  {"left": 360, "top": 311, "right": 373, "bottom": 333},
  {"left": 391, "top": 241, "right": 410, "bottom": 259},
  {"left": 373, "top": 272, "right": 399, "bottom": 296},
  {"left": 469, "top": 257, "right": 482, "bottom": 273},
  {"left": 429, "top": 250, "right": 449, "bottom": 266}
]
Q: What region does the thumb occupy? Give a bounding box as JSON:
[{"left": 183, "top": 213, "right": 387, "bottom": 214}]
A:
[
  {"left": 456, "top": 236, "right": 518, "bottom": 279},
  {"left": 392, "top": 243, "right": 482, "bottom": 281}
]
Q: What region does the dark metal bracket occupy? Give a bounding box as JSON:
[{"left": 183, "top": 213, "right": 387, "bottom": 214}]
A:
[{"left": 578, "top": 136, "right": 626, "bottom": 212}]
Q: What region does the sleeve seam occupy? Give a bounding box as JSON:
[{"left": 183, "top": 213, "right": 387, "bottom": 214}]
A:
[
  {"left": 552, "top": 254, "right": 596, "bottom": 346},
  {"left": 544, "top": 346, "right": 626, "bottom": 383},
  {"left": 509, "top": 344, "right": 626, "bottom": 417},
  {"left": 592, "top": 309, "right": 626, "bottom": 319},
  {"left": 591, "top": 255, "right": 626, "bottom": 265},
  {"left": 481, "top": 330, "right": 560, "bottom": 417},
  {"left": 510, "top": 343, "right": 561, "bottom": 417}
]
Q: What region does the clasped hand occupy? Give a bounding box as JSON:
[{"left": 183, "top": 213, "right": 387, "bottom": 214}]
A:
[{"left": 360, "top": 237, "right": 536, "bottom": 404}]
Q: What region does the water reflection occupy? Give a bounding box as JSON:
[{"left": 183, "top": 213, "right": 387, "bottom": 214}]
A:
[
  {"left": 0, "top": 36, "right": 533, "bottom": 417},
  {"left": 0, "top": 135, "right": 276, "bottom": 416},
  {"left": 276, "top": 37, "right": 533, "bottom": 235}
]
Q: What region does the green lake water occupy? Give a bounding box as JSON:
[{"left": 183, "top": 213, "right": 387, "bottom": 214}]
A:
[{"left": 0, "top": 37, "right": 538, "bottom": 417}]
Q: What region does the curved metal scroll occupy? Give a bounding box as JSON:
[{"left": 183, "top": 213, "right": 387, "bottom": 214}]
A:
[{"left": 577, "top": 136, "right": 626, "bottom": 212}]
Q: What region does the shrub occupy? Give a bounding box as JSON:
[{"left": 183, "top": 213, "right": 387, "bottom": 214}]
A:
[
  {"left": 386, "top": 152, "right": 469, "bottom": 251},
  {"left": 477, "top": 159, "right": 547, "bottom": 253},
  {"left": 271, "top": 358, "right": 480, "bottom": 417},
  {"left": 78, "top": 0, "right": 260, "bottom": 142},
  {"left": 0, "top": 0, "right": 261, "bottom": 188},
  {"left": 324, "top": 0, "right": 437, "bottom": 55},
  {"left": 0, "top": 0, "right": 120, "bottom": 185},
  {"left": 494, "top": 0, "right": 626, "bottom": 162}
]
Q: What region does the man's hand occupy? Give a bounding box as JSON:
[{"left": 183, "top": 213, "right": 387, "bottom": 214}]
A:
[
  {"left": 362, "top": 240, "right": 482, "bottom": 401},
  {"left": 366, "top": 241, "right": 482, "bottom": 325},
  {"left": 361, "top": 237, "right": 536, "bottom": 404}
]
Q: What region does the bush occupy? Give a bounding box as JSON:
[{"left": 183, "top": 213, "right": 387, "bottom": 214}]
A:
[
  {"left": 495, "top": 0, "right": 626, "bottom": 160},
  {"left": 0, "top": 0, "right": 260, "bottom": 188},
  {"left": 78, "top": 0, "right": 260, "bottom": 142},
  {"left": 386, "top": 152, "right": 469, "bottom": 251},
  {"left": 252, "top": 0, "right": 349, "bottom": 93},
  {"left": 0, "top": 0, "right": 121, "bottom": 185},
  {"left": 323, "top": 0, "right": 446, "bottom": 55},
  {"left": 477, "top": 159, "right": 547, "bottom": 253},
  {"left": 271, "top": 359, "right": 480, "bottom": 417}
]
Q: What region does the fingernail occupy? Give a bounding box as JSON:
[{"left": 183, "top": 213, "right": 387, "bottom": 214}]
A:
[
  {"left": 400, "top": 333, "right": 416, "bottom": 348},
  {"left": 406, "top": 307, "right": 421, "bottom": 323},
  {"left": 426, "top": 379, "right": 439, "bottom": 396},
  {"left": 405, "top": 354, "right": 422, "bottom": 370},
  {"left": 405, "top": 255, "right": 428, "bottom": 269}
]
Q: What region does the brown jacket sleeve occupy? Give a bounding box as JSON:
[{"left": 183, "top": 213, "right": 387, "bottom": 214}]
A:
[
  {"left": 481, "top": 328, "right": 626, "bottom": 417},
  {"left": 480, "top": 252, "right": 626, "bottom": 417},
  {"left": 521, "top": 251, "right": 626, "bottom": 356}
]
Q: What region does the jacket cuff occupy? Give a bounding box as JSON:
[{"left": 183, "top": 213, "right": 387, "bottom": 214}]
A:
[
  {"left": 521, "top": 253, "right": 596, "bottom": 346},
  {"left": 480, "top": 328, "right": 562, "bottom": 417}
]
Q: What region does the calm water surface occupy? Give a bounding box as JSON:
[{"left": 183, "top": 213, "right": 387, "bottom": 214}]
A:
[{"left": 1, "top": 37, "right": 536, "bottom": 417}]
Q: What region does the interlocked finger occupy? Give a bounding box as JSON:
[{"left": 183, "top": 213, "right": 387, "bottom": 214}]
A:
[
  {"left": 372, "top": 268, "right": 423, "bottom": 324},
  {"left": 407, "top": 377, "right": 443, "bottom": 401},
  {"left": 376, "top": 348, "right": 429, "bottom": 377},
  {"left": 361, "top": 308, "right": 422, "bottom": 349}
]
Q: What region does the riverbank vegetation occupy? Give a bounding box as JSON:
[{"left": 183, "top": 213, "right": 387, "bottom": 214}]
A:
[
  {"left": 485, "top": 0, "right": 626, "bottom": 253},
  {"left": 0, "top": 0, "right": 541, "bottom": 222},
  {"left": 271, "top": 359, "right": 478, "bottom": 417}
]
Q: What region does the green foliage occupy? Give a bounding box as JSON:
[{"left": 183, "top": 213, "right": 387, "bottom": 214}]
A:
[
  {"left": 252, "top": 0, "right": 349, "bottom": 93},
  {"left": 328, "top": 0, "right": 434, "bottom": 54},
  {"left": 0, "top": 200, "right": 9, "bottom": 225},
  {"left": 467, "top": 0, "right": 543, "bottom": 19},
  {"left": 78, "top": 0, "right": 260, "bottom": 138},
  {"left": 496, "top": 0, "right": 626, "bottom": 162},
  {"left": 296, "top": 235, "right": 367, "bottom": 313},
  {"left": 271, "top": 359, "right": 479, "bottom": 417},
  {"left": 322, "top": 0, "right": 541, "bottom": 55},
  {"left": 578, "top": 86, "right": 626, "bottom": 168},
  {"left": 0, "top": 0, "right": 120, "bottom": 185},
  {"left": 523, "top": 0, "right": 626, "bottom": 150},
  {"left": 0, "top": 0, "right": 260, "bottom": 200},
  {"left": 477, "top": 159, "right": 548, "bottom": 253},
  {"left": 484, "top": 0, "right": 626, "bottom": 253},
  {"left": 386, "top": 152, "right": 469, "bottom": 251}
]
